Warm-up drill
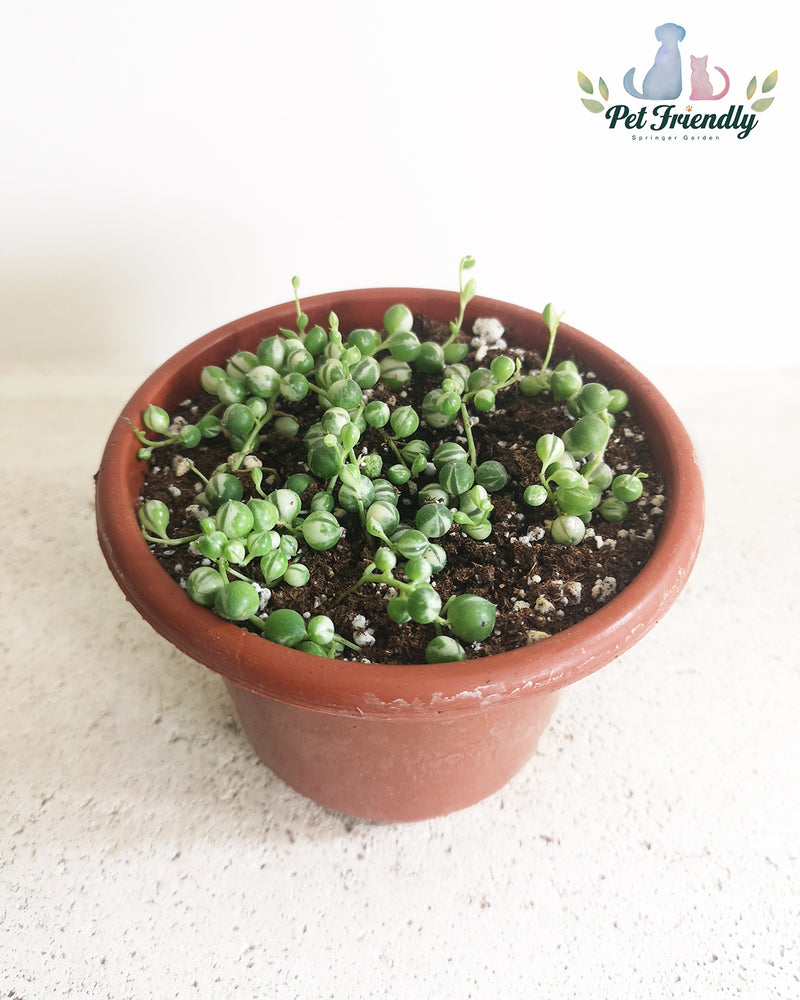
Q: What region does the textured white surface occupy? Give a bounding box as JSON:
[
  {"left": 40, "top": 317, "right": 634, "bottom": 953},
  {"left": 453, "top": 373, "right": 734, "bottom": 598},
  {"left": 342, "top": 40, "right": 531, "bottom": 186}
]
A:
[{"left": 1, "top": 367, "right": 798, "bottom": 999}]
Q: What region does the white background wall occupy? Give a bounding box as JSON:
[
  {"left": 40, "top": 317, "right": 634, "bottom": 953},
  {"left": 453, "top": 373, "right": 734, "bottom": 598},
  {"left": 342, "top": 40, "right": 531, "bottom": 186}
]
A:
[{"left": 2, "top": 0, "right": 795, "bottom": 374}]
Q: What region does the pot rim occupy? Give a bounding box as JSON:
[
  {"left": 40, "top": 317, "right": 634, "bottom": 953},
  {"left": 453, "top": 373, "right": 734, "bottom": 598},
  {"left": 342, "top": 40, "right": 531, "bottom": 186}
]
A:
[{"left": 96, "top": 288, "right": 704, "bottom": 719}]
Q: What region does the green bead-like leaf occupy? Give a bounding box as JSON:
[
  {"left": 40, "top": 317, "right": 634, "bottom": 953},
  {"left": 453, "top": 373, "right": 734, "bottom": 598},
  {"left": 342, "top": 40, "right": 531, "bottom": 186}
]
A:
[
  {"left": 406, "top": 585, "right": 442, "bottom": 625},
  {"left": 186, "top": 567, "right": 224, "bottom": 607},
  {"left": 300, "top": 510, "right": 343, "bottom": 551},
  {"left": 489, "top": 355, "right": 516, "bottom": 384},
  {"left": 523, "top": 485, "right": 547, "bottom": 507},
  {"left": 200, "top": 365, "right": 226, "bottom": 395},
  {"left": 383, "top": 303, "right": 414, "bottom": 337},
  {"left": 380, "top": 356, "right": 413, "bottom": 391},
  {"left": 386, "top": 464, "right": 412, "bottom": 486},
  {"left": 598, "top": 497, "right": 628, "bottom": 523},
  {"left": 386, "top": 595, "right": 411, "bottom": 624},
  {"left": 279, "top": 373, "right": 309, "bottom": 403},
  {"left": 216, "top": 499, "right": 255, "bottom": 539},
  {"left": 364, "top": 400, "right": 391, "bottom": 428},
  {"left": 425, "top": 635, "right": 466, "bottom": 664},
  {"left": 394, "top": 529, "right": 430, "bottom": 560},
  {"left": 556, "top": 484, "right": 596, "bottom": 517},
  {"left": 433, "top": 442, "right": 468, "bottom": 469},
  {"left": 143, "top": 404, "right": 170, "bottom": 435},
  {"left": 386, "top": 330, "right": 421, "bottom": 362},
  {"left": 445, "top": 594, "right": 496, "bottom": 642},
  {"left": 415, "top": 502, "right": 454, "bottom": 539},
  {"left": 390, "top": 405, "right": 420, "bottom": 438},
  {"left": 536, "top": 434, "right": 565, "bottom": 467},
  {"left": 138, "top": 499, "right": 170, "bottom": 537},
  {"left": 337, "top": 476, "right": 375, "bottom": 514},
  {"left": 550, "top": 515, "right": 586, "bottom": 546},
  {"left": 179, "top": 424, "right": 201, "bottom": 448},
  {"left": 263, "top": 608, "right": 307, "bottom": 647},
  {"left": 373, "top": 546, "right": 397, "bottom": 572},
  {"left": 415, "top": 341, "right": 445, "bottom": 374},
  {"left": 256, "top": 335, "right": 287, "bottom": 370},
  {"left": 283, "top": 563, "right": 310, "bottom": 587},
  {"left": 202, "top": 472, "right": 243, "bottom": 512},
  {"left": 247, "top": 498, "right": 279, "bottom": 532},
  {"left": 439, "top": 460, "right": 475, "bottom": 497},
  {"left": 214, "top": 580, "right": 259, "bottom": 621},
  {"left": 350, "top": 356, "right": 381, "bottom": 389},
  {"left": 338, "top": 462, "right": 362, "bottom": 490},
  {"left": 245, "top": 530, "right": 279, "bottom": 559},
  {"left": 606, "top": 389, "right": 629, "bottom": 414},
  {"left": 566, "top": 414, "right": 609, "bottom": 459},
  {"left": 310, "top": 491, "right": 335, "bottom": 513},
  {"left": 326, "top": 378, "right": 362, "bottom": 411},
  {"left": 196, "top": 531, "right": 226, "bottom": 560},
  {"left": 260, "top": 549, "right": 289, "bottom": 584},
  {"left": 424, "top": 543, "right": 447, "bottom": 574},
  {"left": 579, "top": 382, "right": 612, "bottom": 414},
  {"left": 611, "top": 473, "right": 644, "bottom": 503},
  {"left": 306, "top": 615, "right": 336, "bottom": 647},
  {"left": 475, "top": 460, "right": 508, "bottom": 493},
  {"left": 347, "top": 327, "right": 382, "bottom": 355},
  {"left": 550, "top": 369, "right": 582, "bottom": 401},
  {"left": 245, "top": 365, "right": 281, "bottom": 398},
  {"left": 269, "top": 489, "right": 301, "bottom": 525},
  {"left": 308, "top": 439, "right": 341, "bottom": 478}
]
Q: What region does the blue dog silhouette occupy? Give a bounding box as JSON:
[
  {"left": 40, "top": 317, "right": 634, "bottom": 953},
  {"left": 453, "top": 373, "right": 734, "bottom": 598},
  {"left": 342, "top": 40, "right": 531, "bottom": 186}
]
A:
[{"left": 624, "top": 23, "right": 686, "bottom": 99}]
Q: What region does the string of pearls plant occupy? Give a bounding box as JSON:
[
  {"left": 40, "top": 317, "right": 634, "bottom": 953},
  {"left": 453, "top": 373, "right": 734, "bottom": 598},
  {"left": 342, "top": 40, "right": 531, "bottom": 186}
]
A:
[{"left": 131, "top": 258, "right": 646, "bottom": 664}]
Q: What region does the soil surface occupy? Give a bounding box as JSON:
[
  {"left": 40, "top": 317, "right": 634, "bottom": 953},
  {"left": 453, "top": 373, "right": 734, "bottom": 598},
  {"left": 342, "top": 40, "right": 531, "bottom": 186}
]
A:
[{"left": 138, "top": 314, "right": 665, "bottom": 664}]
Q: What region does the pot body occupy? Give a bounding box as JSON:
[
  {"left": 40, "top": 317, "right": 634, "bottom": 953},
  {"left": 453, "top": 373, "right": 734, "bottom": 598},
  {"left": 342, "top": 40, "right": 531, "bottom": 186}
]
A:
[
  {"left": 96, "top": 288, "right": 704, "bottom": 822},
  {"left": 225, "top": 680, "right": 560, "bottom": 821}
]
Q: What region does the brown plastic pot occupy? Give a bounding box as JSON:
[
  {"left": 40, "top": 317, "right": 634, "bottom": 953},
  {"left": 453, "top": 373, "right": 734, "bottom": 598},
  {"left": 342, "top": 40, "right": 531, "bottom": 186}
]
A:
[{"left": 96, "top": 289, "right": 704, "bottom": 822}]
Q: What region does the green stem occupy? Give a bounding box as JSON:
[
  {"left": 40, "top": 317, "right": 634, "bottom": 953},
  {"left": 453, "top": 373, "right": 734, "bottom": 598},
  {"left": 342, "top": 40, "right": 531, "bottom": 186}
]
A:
[
  {"left": 381, "top": 432, "right": 409, "bottom": 470},
  {"left": 141, "top": 530, "right": 202, "bottom": 546},
  {"left": 460, "top": 402, "right": 478, "bottom": 470},
  {"left": 228, "top": 403, "right": 275, "bottom": 472}
]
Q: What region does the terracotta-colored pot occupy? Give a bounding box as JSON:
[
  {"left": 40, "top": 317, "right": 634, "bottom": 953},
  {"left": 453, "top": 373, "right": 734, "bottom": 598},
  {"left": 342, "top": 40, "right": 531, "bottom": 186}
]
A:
[{"left": 96, "top": 289, "right": 704, "bottom": 822}]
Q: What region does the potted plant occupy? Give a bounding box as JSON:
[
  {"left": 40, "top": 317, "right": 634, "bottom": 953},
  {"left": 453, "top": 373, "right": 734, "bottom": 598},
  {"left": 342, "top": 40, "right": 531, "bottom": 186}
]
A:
[{"left": 95, "top": 260, "right": 703, "bottom": 822}]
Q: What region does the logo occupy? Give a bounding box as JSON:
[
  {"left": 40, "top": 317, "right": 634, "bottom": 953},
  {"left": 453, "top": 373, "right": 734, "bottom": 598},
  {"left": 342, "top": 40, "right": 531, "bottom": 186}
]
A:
[{"left": 578, "top": 21, "right": 777, "bottom": 141}]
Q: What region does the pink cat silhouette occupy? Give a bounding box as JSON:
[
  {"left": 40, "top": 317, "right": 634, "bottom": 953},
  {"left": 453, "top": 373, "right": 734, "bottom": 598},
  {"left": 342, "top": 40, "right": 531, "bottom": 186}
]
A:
[{"left": 689, "top": 55, "right": 730, "bottom": 100}]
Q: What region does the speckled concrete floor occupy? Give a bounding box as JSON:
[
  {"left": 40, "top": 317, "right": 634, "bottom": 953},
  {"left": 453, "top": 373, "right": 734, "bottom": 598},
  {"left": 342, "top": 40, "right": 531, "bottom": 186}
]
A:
[{"left": 2, "top": 366, "right": 798, "bottom": 999}]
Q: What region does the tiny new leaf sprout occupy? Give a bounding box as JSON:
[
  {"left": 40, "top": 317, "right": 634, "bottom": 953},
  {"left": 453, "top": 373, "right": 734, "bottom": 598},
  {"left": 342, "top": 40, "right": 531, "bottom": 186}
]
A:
[{"left": 132, "top": 259, "right": 650, "bottom": 664}]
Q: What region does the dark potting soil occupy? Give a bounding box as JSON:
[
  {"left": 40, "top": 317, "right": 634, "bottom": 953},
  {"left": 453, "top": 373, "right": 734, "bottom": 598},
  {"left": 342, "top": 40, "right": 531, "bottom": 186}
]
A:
[{"left": 138, "top": 314, "right": 665, "bottom": 665}]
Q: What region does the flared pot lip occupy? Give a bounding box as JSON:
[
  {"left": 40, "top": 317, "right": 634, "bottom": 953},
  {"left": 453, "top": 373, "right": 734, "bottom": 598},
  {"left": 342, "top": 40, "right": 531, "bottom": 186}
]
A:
[{"left": 96, "top": 287, "right": 704, "bottom": 719}]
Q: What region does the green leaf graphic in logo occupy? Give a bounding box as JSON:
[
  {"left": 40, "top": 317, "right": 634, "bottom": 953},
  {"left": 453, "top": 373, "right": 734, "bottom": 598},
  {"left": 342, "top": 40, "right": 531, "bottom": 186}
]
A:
[
  {"left": 750, "top": 70, "right": 778, "bottom": 112},
  {"left": 578, "top": 72, "right": 609, "bottom": 113},
  {"left": 762, "top": 69, "right": 778, "bottom": 93}
]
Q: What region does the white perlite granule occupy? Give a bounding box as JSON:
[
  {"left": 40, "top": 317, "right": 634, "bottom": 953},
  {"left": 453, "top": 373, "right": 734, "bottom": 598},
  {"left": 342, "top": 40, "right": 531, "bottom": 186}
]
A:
[
  {"left": 172, "top": 455, "right": 192, "bottom": 477},
  {"left": 253, "top": 584, "right": 272, "bottom": 612},
  {"left": 592, "top": 576, "right": 618, "bottom": 602},
  {"left": 352, "top": 615, "right": 376, "bottom": 647},
  {"left": 471, "top": 317, "right": 507, "bottom": 361}
]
